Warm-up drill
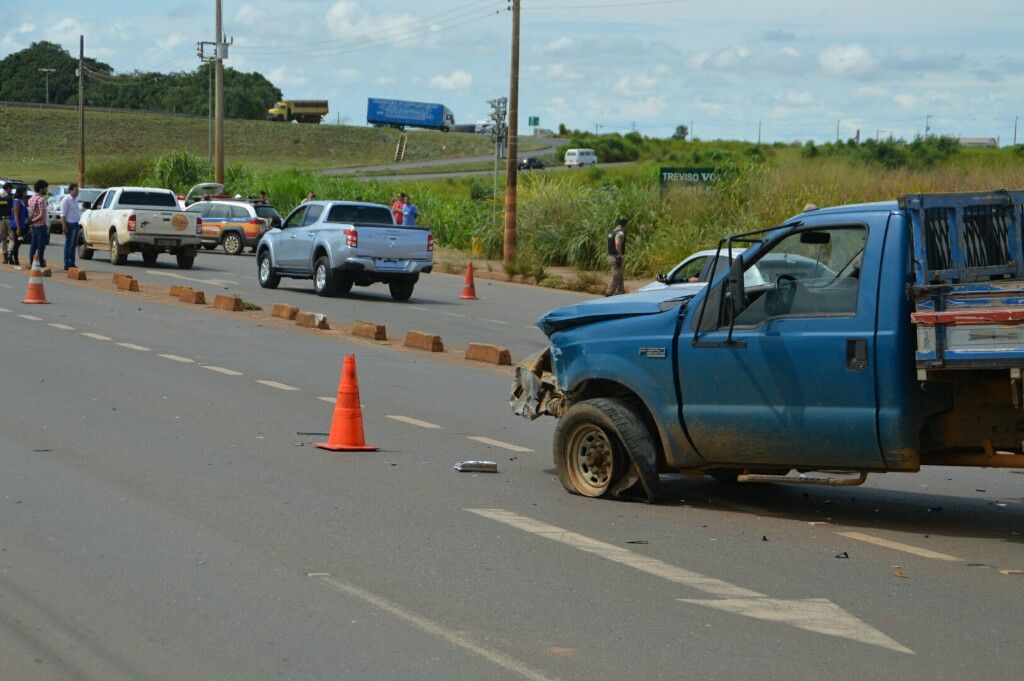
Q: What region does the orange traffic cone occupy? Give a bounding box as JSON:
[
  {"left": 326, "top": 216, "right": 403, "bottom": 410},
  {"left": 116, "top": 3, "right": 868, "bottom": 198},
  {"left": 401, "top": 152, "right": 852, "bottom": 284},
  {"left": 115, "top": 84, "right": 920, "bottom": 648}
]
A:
[
  {"left": 21, "top": 256, "right": 49, "bottom": 304},
  {"left": 460, "top": 261, "right": 478, "bottom": 300},
  {"left": 315, "top": 354, "right": 378, "bottom": 452}
]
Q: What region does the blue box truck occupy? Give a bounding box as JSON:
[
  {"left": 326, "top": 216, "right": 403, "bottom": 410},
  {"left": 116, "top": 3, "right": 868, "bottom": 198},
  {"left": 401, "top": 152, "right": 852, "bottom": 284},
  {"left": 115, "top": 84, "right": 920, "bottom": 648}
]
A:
[{"left": 367, "top": 98, "right": 455, "bottom": 132}]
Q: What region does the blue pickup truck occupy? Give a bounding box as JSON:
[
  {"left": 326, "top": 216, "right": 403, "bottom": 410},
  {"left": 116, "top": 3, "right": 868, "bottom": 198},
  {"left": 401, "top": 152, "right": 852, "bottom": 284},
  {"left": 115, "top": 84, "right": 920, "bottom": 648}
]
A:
[{"left": 511, "top": 192, "right": 1024, "bottom": 501}]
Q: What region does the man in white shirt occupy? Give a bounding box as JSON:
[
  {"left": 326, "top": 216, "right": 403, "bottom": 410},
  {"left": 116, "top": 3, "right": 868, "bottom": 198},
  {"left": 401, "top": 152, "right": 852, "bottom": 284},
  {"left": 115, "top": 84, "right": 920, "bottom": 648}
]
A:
[{"left": 59, "top": 183, "right": 82, "bottom": 271}]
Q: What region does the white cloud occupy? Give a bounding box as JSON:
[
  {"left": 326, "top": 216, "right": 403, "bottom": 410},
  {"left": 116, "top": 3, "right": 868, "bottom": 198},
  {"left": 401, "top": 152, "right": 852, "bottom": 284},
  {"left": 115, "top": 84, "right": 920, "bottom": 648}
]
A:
[
  {"left": 542, "top": 36, "right": 572, "bottom": 52},
  {"left": 16, "top": 23, "right": 35, "bottom": 34},
  {"left": 781, "top": 90, "right": 815, "bottom": 106},
  {"left": 818, "top": 44, "right": 876, "bottom": 78},
  {"left": 326, "top": 1, "right": 417, "bottom": 46},
  {"left": 234, "top": 3, "right": 261, "bottom": 26},
  {"left": 614, "top": 73, "right": 658, "bottom": 97},
  {"left": 652, "top": 63, "right": 671, "bottom": 76},
  {"left": 546, "top": 63, "right": 581, "bottom": 81},
  {"left": 618, "top": 96, "right": 667, "bottom": 120},
  {"left": 158, "top": 32, "right": 185, "bottom": 52},
  {"left": 335, "top": 68, "right": 360, "bottom": 85},
  {"left": 893, "top": 93, "right": 918, "bottom": 109},
  {"left": 430, "top": 69, "right": 472, "bottom": 90},
  {"left": 855, "top": 85, "right": 889, "bottom": 98},
  {"left": 267, "top": 66, "right": 307, "bottom": 88},
  {"left": 376, "top": 76, "right": 396, "bottom": 85}
]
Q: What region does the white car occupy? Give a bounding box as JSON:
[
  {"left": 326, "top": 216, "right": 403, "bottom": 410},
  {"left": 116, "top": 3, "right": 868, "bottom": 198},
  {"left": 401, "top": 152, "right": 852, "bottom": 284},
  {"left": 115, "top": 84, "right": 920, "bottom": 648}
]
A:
[{"left": 639, "top": 248, "right": 834, "bottom": 292}]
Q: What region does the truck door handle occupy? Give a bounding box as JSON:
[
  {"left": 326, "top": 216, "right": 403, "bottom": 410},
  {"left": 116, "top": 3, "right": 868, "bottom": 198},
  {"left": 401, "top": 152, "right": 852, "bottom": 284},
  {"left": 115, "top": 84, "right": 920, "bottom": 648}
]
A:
[{"left": 846, "top": 339, "right": 868, "bottom": 371}]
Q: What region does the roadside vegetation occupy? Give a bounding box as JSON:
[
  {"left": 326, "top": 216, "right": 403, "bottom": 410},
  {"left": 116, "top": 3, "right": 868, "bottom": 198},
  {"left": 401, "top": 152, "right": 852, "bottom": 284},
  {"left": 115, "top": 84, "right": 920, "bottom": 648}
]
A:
[{"left": 0, "top": 106, "right": 496, "bottom": 179}]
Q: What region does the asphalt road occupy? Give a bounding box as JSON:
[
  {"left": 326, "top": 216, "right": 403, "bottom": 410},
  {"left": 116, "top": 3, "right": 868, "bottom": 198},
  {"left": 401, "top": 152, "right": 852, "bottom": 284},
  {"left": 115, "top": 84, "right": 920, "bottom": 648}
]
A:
[
  {"left": 45, "top": 233, "right": 589, "bottom": 362},
  {"left": 1, "top": 265, "right": 1022, "bottom": 680}
]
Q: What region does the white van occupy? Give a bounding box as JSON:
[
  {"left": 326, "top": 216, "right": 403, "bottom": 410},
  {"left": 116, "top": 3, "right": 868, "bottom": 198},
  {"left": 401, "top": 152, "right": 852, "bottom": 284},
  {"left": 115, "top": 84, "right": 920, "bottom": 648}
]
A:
[{"left": 564, "top": 148, "right": 597, "bottom": 167}]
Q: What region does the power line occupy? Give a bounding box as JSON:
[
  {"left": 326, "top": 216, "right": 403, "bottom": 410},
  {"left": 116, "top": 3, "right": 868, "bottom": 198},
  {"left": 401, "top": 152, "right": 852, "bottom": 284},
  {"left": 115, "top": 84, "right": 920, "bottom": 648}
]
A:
[{"left": 525, "top": 0, "right": 690, "bottom": 9}]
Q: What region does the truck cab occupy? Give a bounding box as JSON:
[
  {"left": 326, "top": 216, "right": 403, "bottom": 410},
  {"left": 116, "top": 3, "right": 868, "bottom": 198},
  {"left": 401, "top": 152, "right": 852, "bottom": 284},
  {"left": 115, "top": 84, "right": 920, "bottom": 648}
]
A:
[{"left": 511, "top": 192, "right": 1024, "bottom": 501}]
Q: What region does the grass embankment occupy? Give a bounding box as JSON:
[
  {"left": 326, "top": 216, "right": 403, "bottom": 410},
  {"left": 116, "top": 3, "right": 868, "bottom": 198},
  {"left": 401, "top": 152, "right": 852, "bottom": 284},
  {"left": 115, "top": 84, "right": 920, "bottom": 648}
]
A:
[{"left": 0, "top": 104, "right": 495, "bottom": 180}]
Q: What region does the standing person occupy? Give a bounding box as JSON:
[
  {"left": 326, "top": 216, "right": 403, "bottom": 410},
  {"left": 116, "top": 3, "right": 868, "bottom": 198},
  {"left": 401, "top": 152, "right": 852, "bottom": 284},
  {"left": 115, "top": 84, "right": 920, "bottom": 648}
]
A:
[
  {"left": 401, "top": 194, "right": 418, "bottom": 227},
  {"left": 604, "top": 218, "right": 627, "bottom": 296},
  {"left": 9, "top": 185, "right": 29, "bottom": 268},
  {"left": 27, "top": 180, "right": 49, "bottom": 268},
  {"left": 60, "top": 183, "right": 82, "bottom": 270},
  {"left": 391, "top": 192, "right": 405, "bottom": 224},
  {"left": 0, "top": 182, "right": 12, "bottom": 264},
  {"left": 301, "top": 191, "right": 315, "bottom": 204}
]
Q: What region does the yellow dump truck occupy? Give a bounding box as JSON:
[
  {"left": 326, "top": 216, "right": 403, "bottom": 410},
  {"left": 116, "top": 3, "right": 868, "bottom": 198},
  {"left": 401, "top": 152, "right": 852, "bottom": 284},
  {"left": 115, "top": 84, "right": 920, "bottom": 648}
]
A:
[{"left": 266, "top": 100, "right": 329, "bottom": 124}]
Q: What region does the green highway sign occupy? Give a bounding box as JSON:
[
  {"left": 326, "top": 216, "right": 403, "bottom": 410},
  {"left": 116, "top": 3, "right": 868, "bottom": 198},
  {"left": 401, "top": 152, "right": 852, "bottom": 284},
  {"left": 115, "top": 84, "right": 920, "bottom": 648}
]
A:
[
  {"left": 528, "top": 116, "right": 540, "bottom": 126},
  {"left": 659, "top": 167, "right": 723, "bottom": 186}
]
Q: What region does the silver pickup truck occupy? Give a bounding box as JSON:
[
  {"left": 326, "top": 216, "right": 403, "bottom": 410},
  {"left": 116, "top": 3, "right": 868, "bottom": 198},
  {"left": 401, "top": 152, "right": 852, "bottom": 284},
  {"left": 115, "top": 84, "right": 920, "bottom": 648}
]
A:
[{"left": 255, "top": 201, "right": 433, "bottom": 301}]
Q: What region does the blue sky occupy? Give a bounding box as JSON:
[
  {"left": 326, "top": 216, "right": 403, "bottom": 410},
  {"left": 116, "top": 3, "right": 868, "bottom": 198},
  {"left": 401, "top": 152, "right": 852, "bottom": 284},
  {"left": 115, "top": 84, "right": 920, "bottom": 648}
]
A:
[{"left": 5, "top": 0, "right": 1023, "bottom": 143}]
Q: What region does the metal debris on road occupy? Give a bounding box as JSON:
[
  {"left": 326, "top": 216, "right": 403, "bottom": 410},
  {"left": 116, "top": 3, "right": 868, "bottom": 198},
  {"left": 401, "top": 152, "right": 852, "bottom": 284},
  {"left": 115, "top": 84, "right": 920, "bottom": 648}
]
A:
[
  {"left": 999, "top": 569, "right": 1024, "bottom": 575},
  {"left": 455, "top": 460, "right": 498, "bottom": 473},
  {"left": 625, "top": 540, "right": 649, "bottom": 545},
  {"left": 892, "top": 566, "right": 907, "bottom": 578},
  {"left": 835, "top": 551, "right": 849, "bottom": 559}
]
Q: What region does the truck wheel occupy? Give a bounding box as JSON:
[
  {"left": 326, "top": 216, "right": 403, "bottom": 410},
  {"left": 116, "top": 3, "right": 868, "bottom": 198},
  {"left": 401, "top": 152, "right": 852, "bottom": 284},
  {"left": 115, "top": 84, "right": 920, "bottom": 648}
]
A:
[
  {"left": 388, "top": 279, "right": 415, "bottom": 301},
  {"left": 141, "top": 249, "right": 159, "bottom": 265},
  {"left": 110, "top": 233, "right": 127, "bottom": 265},
  {"left": 553, "top": 398, "right": 654, "bottom": 499},
  {"left": 258, "top": 251, "right": 279, "bottom": 289},
  {"left": 222, "top": 233, "right": 243, "bottom": 256},
  {"left": 176, "top": 253, "right": 195, "bottom": 269},
  {"left": 78, "top": 239, "right": 94, "bottom": 260},
  {"left": 313, "top": 256, "right": 338, "bottom": 296}
]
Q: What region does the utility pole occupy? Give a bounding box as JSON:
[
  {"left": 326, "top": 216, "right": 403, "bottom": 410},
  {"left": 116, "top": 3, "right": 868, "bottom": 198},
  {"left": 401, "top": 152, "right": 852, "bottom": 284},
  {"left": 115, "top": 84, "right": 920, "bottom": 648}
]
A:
[
  {"left": 757, "top": 120, "right": 762, "bottom": 145},
  {"left": 77, "top": 37, "right": 84, "bottom": 187},
  {"left": 214, "top": 0, "right": 226, "bottom": 184},
  {"left": 924, "top": 114, "right": 932, "bottom": 139},
  {"left": 689, "top": 120, "right": 693, "bottom": 140},
  {"left": 1014, "top": 116, "right": 1019, "bottom": 146},
  {"left": 38, "top": 68, "right": 56, "bottom": 104},
  {"left": 207, "top": 64, "right": 213, "bottom": 162},
  {"left": 502, "top": 0, "right": 520, "bottom": 264},
  {"left": 631, "top": 121, "right": 637, "bottom": 133},
  {"left": 488, "top": 97, "right": 508, "bottom": 230},
  {"left": 836, "top": 119, "right": 841, "bottom": 143}
]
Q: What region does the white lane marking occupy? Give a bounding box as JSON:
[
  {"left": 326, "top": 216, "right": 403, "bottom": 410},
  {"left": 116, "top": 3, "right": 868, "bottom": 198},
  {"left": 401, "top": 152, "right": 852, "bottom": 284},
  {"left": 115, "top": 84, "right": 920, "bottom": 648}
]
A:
[
  {"left": 468, "top": 508, "right": 913, "bottom": 654},
  {"left": 386, "top": 414, "right": 442, "bottom": 429},
  {"left": 48, "top": 323, "right": 75, "bottom": 330},
  {"left": 116, "top": 342, "right": 151, "bottom": 352},
  {"left": 81, "top": 332, "right": 111, "bottom": 341},
  {"left": 145, "top": 270, "right": 239, "bottom": 287},
  {"left": 315, "top": 575, "right": 561, "bottom": 681},
  {"left": 441, "top": 311, "right": 467, "bottom": 319},
  {"left": 835, "top": 532, "right": 961, "bottom": 562},
  {"left": 159, "top": 354, "right": 194, "bottom": 363},
  {"left": 0, "top": 306, "right": 11, "bottom": 312},
  {"left": 18, "top": 314, "right": 42, "bottom": 321},
  {"left": 202, "top": 365, "right": 243, "bottom": 376},
  {"left": 317, "top": 396, "right": 337, "bottom": 404},
  {"left": 256, "top": 380, "right": 299, "bottom": 391},
  {"left": 0, "top": 284, "right": 11, "bottom": 289},
  {"left": 483, "top": 318, "right": 509, "bottom": 325},
  {"left": 467, "top": 436, "right": 533, "bottom": 453}
]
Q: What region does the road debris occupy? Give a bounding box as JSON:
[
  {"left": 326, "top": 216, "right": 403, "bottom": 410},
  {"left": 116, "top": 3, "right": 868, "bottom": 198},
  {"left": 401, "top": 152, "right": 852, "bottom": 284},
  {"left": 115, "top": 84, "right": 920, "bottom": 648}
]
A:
[
  {"left": 835, "top": 551, "right": 849, "bottom": 559},
  {"left": 999, "top": 569, "right": 1024, "bottom": 576},
  {"left": 892, "top": 566, "right": 907, "bottom": 578},
  {"left": 625, "top": 540, "right": 649, "bottom": 545},
  {"left": 455, "top": 460, "right": 498, "bottom": 473}
]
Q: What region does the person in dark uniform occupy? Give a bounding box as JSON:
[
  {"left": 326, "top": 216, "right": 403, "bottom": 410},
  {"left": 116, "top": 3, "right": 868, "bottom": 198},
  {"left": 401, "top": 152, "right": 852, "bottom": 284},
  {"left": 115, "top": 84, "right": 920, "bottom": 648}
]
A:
[
  {"left": 604, "top": 217, "right": 627, "bottom": 296},
  {"left": 0, "top": 182, "right": 12, "bottom": 264}
]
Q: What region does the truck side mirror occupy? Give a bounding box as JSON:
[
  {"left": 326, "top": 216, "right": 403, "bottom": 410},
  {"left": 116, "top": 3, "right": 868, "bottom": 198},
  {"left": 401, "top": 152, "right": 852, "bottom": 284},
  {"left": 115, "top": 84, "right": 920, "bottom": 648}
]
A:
[
  {"left": 656, "top": 272, "right": 667, "bottom": 283},
  {"left": 81, "top": 202, "right": 91, "bottom": 209},
  {"left": 727, "top": 255, "right": 746, "bottom": 316}
]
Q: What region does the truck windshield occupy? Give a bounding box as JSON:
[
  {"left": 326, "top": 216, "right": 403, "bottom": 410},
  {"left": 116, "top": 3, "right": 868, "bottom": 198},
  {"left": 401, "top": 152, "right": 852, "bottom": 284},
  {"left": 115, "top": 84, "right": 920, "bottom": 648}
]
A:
[
  {"left": 325, "top": 205, "right": 395, "bottom": 225},
  {"left": 118, "top": 191, "right": 178, "bottom": 208}
]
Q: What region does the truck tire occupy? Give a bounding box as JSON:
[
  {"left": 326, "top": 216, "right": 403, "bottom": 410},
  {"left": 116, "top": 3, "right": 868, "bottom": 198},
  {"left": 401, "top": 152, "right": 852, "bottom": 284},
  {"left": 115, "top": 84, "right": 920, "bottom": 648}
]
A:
[
  {"left": 78, "top": 239, "right": 94, "bottom": 260},
  {"left": 258, "top": 251, "right": 280, "bottom": 289},
  {"left": 141, "top": 249, "right": 159, "bottom": 265},
  {"left": 110, "top": 233, "right": 127, "bottom": 265},
  {"left": 176, "top": 253, "right": 195, "bottom": 269},
  {"left": 388, "top": 279, "right": 415, "bottom": 301},
  {"left": 222, "top": 232, "right": 244, "bottom": 256},
  {"left": 553, "top": 398, "right": 655, "bottom": 499},
  {"left": 313, "top": 256, "right": 338, "bottom": 296}
]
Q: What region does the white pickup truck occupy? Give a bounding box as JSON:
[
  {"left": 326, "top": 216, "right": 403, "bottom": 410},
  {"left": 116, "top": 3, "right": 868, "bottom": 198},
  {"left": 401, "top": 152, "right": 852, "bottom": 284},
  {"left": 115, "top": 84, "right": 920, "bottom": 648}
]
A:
[{"left": 78, "top": 186, "right": 202, "bottom": 269}]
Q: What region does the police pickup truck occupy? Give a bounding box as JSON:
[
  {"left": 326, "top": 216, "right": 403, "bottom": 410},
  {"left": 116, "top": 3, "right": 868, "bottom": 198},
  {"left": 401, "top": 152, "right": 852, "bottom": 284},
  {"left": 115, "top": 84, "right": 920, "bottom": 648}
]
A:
[
  {"left": 255, "top": 201, "right": 433, "bottom": 301},
  {"left": 511, "top": 191, "right": 1024, "bottom": 501}
]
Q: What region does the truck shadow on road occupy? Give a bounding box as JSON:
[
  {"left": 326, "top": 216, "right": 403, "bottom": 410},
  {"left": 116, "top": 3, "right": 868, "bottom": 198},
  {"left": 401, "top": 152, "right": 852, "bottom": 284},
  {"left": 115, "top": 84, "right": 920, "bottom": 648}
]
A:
[{"left": 655, "top": 475, "right": 1023, "bottom": 544}]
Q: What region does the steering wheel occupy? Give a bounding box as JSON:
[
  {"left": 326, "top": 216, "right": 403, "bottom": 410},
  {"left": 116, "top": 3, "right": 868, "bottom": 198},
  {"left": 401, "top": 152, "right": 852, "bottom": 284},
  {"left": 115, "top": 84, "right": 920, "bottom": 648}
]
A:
[{"left": 775, "top": 274, "right": 797, "bottom": 309}]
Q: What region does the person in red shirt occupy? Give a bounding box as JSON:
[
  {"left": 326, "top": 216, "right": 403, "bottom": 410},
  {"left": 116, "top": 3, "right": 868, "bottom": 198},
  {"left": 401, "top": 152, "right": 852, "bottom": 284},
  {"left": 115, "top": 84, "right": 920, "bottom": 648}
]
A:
[{"left": 391, "top": 192, "right": 406, "bottom": 225}]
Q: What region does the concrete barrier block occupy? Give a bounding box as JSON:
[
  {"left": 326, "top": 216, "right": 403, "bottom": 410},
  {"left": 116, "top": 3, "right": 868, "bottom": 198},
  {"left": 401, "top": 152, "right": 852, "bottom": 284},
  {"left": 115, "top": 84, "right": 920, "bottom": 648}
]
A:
[
  {"left": 271, "top": 303, "right": 299, "bottom": 320},
  {"left": 116, "top": 276, "right": 139, "bottom": 292},
  {"left": 214, "top": 294, "right": 243, "bottom": 311},
  {"left": 178, "top": 288, "right": 206, "bottom": 305},
  {"left": 465, "top": 343, "right": 513, "bottom": 366},
  {"left": 113, "top": 273, "right": 128, "bottom": 285},
  {"left": 169, "top": 284, "right": 187, "bottom": 297},
  {"left": 295, "top": 311, "right": 330, "bottom": 330},
  {"left": 351, "top": 320, "right": 387, "bottom": 341},
  {"left": 67, "top": 267, "right": 87, "bottom": 281},
  {"left": 404, "top": 330, "right": 444, "bottom": 353}
]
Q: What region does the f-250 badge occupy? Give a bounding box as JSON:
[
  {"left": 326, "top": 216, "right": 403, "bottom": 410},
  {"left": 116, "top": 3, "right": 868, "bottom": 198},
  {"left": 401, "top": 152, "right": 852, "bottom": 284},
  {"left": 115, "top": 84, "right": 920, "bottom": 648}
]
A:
[{"left": 639, "top": 346, "right": 666, "bottom": 358}]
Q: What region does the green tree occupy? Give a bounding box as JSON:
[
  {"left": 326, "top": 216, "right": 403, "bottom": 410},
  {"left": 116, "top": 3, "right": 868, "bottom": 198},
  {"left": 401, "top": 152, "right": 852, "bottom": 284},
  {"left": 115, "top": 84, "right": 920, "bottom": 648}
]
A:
[
  {"left": 0, "top": 41, "right": 111, "bottom": 104},
  {"left": 672, "top": 124, "right": 689, "bottom": 141}
]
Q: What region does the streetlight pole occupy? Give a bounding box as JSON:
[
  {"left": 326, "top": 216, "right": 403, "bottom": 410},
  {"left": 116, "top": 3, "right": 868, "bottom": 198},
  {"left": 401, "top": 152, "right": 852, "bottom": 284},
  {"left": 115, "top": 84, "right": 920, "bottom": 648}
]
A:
[
  {"left": 38, "top": 68, "right": 56, "bottom": 104},
  {"left": 502, "top": 0, "right": 520, "bottom": 264},
  {"left": 214, "top": 0, "right": 225, "bottom": 184},
  {"left": 77, "top": 38, "right": 84, "bottom": 187}
]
